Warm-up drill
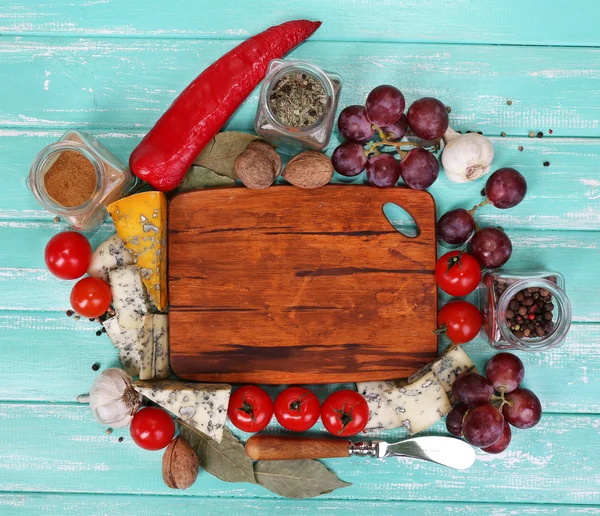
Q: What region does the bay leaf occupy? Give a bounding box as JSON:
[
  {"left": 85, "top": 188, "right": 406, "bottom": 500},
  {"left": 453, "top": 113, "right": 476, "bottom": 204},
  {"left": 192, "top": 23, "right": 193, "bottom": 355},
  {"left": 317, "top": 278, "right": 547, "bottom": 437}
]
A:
[
  {"left": 174, "top": 165, "right": 235, "bottom": 194},
  {"left": 193, "top": 131, "right": 261, "bottom": 179},
  {"left": 254, "top": 459, "right": 351, "bottom": 499},
  {"left": 179, "top": 422, "right": 257, "bottom": 484}
]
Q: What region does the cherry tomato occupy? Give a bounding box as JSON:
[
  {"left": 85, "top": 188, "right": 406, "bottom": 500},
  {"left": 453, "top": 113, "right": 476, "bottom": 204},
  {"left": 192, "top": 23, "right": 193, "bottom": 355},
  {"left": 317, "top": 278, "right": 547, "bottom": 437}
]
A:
[
  {"left": 228, "top": 385, "right": 273, "bottom": 433},
  {"left": 321, "top": 390, "right": 369, "bottom": 437},
  {"left": 45, "top": 231, "right": 92, "bottom": 280},
  {"left": 435, "top": 251, "right": 481, "bottom": 297},
  {"left": 437, "top": 300, "right": 482, "bottom": 344},
  {"left": 274, "top": 387, "right": 321, "bottom": 432},
  {"left": 70, "top": 277, "right": 112, "bottom": 317},
  {"left": 130, "top": 407, "right": 175, "bottom": 451}
]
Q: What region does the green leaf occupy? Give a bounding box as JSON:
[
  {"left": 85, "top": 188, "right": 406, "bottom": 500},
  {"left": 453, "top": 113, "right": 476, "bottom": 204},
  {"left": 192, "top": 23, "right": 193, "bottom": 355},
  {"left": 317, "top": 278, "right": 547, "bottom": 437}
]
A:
[
  {"left": 254, "top": 459, "right": 351, "bottom": 499},
  {"left": 193, "top": 131, "right": 262, "bottom": 179},
  {"left": 179, "top": 422, "right": 257, "bottom": 484},
  {"left": 174, "top": 165, "right": 236, "bottom": 194}
]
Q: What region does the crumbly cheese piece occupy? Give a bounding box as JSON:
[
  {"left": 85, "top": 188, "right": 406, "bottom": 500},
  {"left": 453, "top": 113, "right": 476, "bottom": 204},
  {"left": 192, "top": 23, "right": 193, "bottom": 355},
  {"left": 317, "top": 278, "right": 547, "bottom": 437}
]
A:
[
  {"left": 152, "top": 314, "right": 170, "bottom": 379},
  {"left": 431, "top": 346, "right": 477, "bottom": 401},
  {"left": 109, "top": 265, "right": 150, "bottom": 330},
  {"left": 134, "top": 381, "right": 231, "bottom": 443},
  {"left": 357, "top": 380, "right": 400, "bottom": 431},
  {"left": 136, "top": 315, "right": 155, "bottom": 380},
  {"left": 102, "top": 316, "right": 141, "bottom": 377},
  {"left": 87, "top": 233, "right": 133, "bottom": 283},
  {"left": 108, "top": 192, "right": 168, "bottom": 311},
  {"left": 387, "top": 370, "right": 451, "bottom": 435}
]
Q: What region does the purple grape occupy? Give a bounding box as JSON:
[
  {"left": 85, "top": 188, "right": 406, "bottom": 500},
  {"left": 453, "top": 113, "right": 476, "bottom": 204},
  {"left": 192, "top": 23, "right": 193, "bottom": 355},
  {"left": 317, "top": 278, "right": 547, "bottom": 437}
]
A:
[
  {"left": 381, "top": 114, "right": 408, "bottom": 141},
  {"left": 503, "top": 388, "right": 542, "bottom": 429},
  {"left": 438, "top": 209, "right": 475, "bottom": 245},
  {"left": 486, "top": 353, "right": 525, "bottom": 393},
  {"left": 482, "top": 421, "right": 511, "bottom": 454},
  {"left": 469, "top": 227, "right": 513, "bottom": 268},
  {"left": 446, "top": 402, "right": 469, "bottom": 436},
  {"left": 407, "top": 97, "right": 449, "bottom": 140},
  {"left": 338, "top": 105, "right": 374, "bottom": 143},
  {"left": 485, "top": 168, "right": 527, "bottom": 209},
  {"left": 366, "top": 154, "right": 400, "bottom": 188},
  {"left": 452, "top": 372, "right": 494, "bottom": 407},
  {"left": 463, "top": 404, "right": 505, "bottom": 448},
  {"left": 332, "top": 142, "right": 367, "bottom": 177},
  {"left": 399, "top": 147, "right": 439, "bottom": 190},
  {"left": 365, "top": 85, "right": 405, "bottom": 126}
]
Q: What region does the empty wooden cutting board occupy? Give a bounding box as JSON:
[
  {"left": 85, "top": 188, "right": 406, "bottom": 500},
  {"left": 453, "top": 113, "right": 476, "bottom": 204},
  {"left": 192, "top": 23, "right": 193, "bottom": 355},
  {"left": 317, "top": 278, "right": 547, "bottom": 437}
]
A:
[{"left": 168, "top": 185, "right": 438, "bottom": 384}]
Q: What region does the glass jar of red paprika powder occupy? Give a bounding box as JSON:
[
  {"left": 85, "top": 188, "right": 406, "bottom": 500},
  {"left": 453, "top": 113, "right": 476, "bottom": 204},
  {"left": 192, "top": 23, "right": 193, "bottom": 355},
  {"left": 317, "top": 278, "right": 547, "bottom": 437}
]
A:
[{"left": 478, "top": 269, "right": 571, "bottom": 351}]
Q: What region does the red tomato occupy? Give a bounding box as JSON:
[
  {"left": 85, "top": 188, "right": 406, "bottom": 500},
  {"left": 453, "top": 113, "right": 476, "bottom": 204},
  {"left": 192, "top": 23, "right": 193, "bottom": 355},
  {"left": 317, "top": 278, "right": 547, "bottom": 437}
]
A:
[
  {"left": 321, "top": 390, "right": 369, "bottom": 437},
  {"left": 45, "top": 231, "right": 92, "bottom": 280},
  {"left": 70, "top": 277, "right": 112, "bottom": 317},
  {"left": 435, "top": 251, "right": 481, "bottom": 297},
  {"left": 228, "top": 385, "right": 273, "bottom": 433},
  {"left": 437, "top": 300, "right": 482, "bottom": 344},
  {"left": 130, "top": 407, "right": 175, "bottom": 451},
  {"left": 274, "top": 387, "right": 321, "bottom": 432}
]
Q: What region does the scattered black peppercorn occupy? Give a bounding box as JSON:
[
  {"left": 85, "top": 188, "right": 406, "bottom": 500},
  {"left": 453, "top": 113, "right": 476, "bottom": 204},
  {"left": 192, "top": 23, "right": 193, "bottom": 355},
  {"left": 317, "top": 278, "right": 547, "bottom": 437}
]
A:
[
  {"left": 118, "top": 437, "right": 124, "bottom": 443},
  {"left": 543, "top": 161, "right": 550, "bottom": 167},
  {"left": 66, "top": 310, "right": 74, "bottom": 317},
  {"left": 96, "top": 330, "right": 103, "bottom": 337},
  {"left": 537, "top": 131, "right": 543, "bottom": 138},
  {"left": 501, "top": 132, "right": 506, "bottom": 137},
  {"left": 92, "top": 363, "right": 100, "bottom": 371},
  {"left": 446, "top": 106, "right": 452, "bottom": 113},
  {"left": 507, "top": 100, "right": 513, "bottom": 106}
]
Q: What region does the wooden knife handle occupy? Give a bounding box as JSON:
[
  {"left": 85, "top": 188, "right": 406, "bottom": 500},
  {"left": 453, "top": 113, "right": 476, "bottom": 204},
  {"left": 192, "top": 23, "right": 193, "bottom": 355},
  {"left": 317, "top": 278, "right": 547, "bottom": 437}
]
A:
[{"left": 245, "top": 435, "right": 350, "bottom": 460}]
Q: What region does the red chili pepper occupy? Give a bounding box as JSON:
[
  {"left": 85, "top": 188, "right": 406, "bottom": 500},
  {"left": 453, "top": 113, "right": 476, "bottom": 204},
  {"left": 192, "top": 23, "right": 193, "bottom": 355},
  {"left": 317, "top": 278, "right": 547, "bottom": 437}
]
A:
[{"left": 130, "top": 20, "right": 321, "bottom": 192}]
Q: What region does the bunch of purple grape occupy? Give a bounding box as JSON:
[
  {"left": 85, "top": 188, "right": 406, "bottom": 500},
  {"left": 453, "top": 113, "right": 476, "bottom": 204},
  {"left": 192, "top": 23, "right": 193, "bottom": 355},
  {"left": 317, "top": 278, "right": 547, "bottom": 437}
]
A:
[
  {"left": 332, "top": 85, "right": 448, "bottom": 190},
  {"left": 438, "top": 168, "right": 528, "bottom": 268},
  {"left": 447, "top": 352, "right": 542, "bottom": 454}
]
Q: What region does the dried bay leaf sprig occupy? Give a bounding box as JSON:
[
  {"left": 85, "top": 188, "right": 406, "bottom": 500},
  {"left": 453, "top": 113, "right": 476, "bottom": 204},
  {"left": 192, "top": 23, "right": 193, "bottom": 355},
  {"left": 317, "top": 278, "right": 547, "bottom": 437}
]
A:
[
  {"left": 173, "top": 166, "right": 235, "bottom": 194},
  {"left": 193, "top": 131, "right": 262, "bottom": 179},
  {"left": 179, "top": 421, "right": 351, "bottom": 498},
  {"left": 179, "top": 422, "right": 256, "bottom": 484},
  {"left": 254, "top": 459, "right": 351, "bottom": 499}
]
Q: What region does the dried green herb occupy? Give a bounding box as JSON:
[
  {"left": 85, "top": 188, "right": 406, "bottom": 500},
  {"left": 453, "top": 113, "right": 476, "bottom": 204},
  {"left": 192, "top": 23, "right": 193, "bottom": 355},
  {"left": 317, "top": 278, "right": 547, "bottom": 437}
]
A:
[
  {"left": 269, "top": 72, "right": 326, "bottom": 128},
  {"left": 254, "top": 459, "right": 351, "bottom": 499},
  {"left": 179, "top": 422, "right": 257, "bottom": 484},
  {"left": 174, "top": 166, "right": 235, "bottom": 194},
  {"left": 193, "top": 131, "right": 262, "bottom": 179}
]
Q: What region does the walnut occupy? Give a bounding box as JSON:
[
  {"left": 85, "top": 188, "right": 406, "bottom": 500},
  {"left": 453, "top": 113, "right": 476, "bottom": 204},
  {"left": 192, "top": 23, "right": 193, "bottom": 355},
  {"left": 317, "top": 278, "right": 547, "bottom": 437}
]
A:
[
  {"left": 234, "top": 141, "right": 281, "bottom": 189},
  {"left": 162, "top": 436, "right": 199, "bottom": 490},
  {"left": 282, "top": 151, "right": 333, "bottom": 189}
]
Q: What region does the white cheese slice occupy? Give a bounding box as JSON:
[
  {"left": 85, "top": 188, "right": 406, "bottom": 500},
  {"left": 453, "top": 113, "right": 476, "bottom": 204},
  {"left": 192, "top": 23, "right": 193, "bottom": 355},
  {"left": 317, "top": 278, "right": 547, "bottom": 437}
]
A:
[
  {"left": 109, "top": 265, "right": 150, "bottom": 330},
  {"left": 152, "top": 314, "right": 170, "bottom": 379},
  {"left": 102, "top": 316, "right": 141, "bottom": 377},
  {"left": 88, "top": 233, "right": 133, "bottom": 283},
  {"left": 357, "top": 380, "right": 401, "bottom": 432},
  {"left": 134, "top": 381, "right": 231, "bottom": 443},
  {"left": 387, "top": 370, "right": 451, "bottom": 435},
  {"left": 431, "top": 345, "right": 477, "bottom": 401}
]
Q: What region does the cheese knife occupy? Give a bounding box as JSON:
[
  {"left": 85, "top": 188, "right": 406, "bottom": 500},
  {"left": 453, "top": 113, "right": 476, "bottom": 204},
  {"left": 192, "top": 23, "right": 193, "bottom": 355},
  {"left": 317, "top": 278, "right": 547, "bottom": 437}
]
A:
[{"left": 245, "top": 435, "right": 476, "bottom": 470}]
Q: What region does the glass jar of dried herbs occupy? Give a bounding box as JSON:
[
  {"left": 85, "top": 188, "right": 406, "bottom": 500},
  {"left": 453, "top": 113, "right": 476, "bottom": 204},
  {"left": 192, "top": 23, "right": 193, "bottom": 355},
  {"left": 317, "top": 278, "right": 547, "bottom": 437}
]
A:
[{"left": 255, "top": 59, "right": 342, "bottom": 153}]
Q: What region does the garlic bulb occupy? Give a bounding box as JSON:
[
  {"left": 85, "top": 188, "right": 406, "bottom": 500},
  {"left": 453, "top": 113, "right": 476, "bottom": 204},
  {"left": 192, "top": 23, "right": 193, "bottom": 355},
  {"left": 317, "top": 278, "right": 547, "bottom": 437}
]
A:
[
  {"left": 88, "top": 368, "right": 142, "bottom": 427},
  {"left": 441, "top": 127, "right": 494, "bottom": 183}
]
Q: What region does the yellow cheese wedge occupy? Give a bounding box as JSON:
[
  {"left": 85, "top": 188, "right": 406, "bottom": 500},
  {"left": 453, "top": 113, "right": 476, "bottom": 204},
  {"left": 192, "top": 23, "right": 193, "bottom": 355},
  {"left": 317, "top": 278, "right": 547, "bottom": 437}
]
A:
[{"left": 107, "top": 191, "right": 167, "bottom": 311}]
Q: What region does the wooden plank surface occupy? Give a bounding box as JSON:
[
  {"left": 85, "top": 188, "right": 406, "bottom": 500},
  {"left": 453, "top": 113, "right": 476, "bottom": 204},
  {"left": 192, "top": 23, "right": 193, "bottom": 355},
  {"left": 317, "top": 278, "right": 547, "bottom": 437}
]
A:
[
  {"left": 1, "top": 0, "right": 600, "bottom": 512},
  {"left": 169, "top": 187, "right": 438, "bottom": 383}
]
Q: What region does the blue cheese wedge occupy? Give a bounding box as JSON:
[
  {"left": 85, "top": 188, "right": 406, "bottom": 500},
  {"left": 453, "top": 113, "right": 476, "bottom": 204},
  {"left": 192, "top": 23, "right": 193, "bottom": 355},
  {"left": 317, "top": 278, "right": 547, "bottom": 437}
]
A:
[
  {"left": 102, "top": 316, "right": 141, "bottom": 376},
  {"left": 88, "top": 233, "right": 133, "bottom": 283},
  {"left": 136, "top": 315, "right": 155, "bottom": 380},
  {"left": 431, "top": 346, "right": 477, "bottom": 401},
  {"left": 357, "top": 380, "right": 401, "bottom": 432},
  {"left": 152, "top": 314, "right": 170, "bottom": 379},
  {"left": 109, "top": 265, "right": 150, "bottom": 330},
  {"left": 134, "top": 381, "right": 231, "bottom": 442},
  {"left": 387, "top": 370, "right": 451, "bottom": 435}
]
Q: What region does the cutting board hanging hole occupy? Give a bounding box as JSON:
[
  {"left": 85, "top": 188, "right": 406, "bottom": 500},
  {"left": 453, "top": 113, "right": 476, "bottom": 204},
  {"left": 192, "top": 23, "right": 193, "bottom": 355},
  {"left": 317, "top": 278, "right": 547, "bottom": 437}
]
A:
[{"left": 383, "top": 202, "right": 419, "bottom": 238}]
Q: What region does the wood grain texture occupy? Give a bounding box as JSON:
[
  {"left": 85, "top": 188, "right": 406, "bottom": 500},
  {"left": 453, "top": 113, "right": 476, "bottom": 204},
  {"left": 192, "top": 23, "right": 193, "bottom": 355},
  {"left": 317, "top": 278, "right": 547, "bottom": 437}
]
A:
[
  {"left": 169, "top": 186, "right": 438, "bottom": 383},
  {"left": 3, "top": 37, "right": 600, "bottom": 137},
  {"left": 0, "top": 0, "right": 598, "bottom": 47},
  {"left": 245, "top": 436, "right": 350, "bottom": 461}
]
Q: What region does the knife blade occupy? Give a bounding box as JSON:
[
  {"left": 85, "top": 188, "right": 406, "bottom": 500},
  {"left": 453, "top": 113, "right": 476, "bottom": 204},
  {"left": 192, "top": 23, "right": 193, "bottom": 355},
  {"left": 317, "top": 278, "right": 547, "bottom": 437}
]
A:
[{"left": 245, "top": 435, "right": 475, "bottom": 470}]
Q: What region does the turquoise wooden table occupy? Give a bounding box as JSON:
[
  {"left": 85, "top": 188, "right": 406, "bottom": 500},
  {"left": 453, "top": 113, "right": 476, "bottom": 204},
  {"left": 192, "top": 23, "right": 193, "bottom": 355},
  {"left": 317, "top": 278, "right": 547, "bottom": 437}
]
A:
[{"left": 1, "top": 1, "right": 600, "bottom": 514}]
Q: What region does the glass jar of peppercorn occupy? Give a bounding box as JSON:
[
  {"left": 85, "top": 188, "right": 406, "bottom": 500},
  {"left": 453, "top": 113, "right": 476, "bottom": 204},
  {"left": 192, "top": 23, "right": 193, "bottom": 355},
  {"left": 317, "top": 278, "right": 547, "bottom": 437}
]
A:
[{"left": 479, "top": 269, "right": 572, "bottom": 351}]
